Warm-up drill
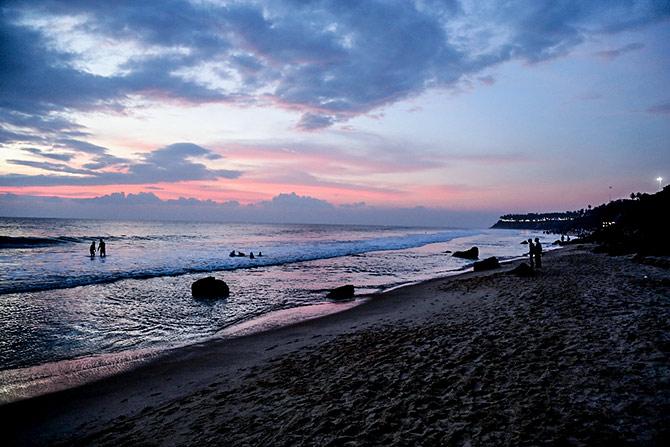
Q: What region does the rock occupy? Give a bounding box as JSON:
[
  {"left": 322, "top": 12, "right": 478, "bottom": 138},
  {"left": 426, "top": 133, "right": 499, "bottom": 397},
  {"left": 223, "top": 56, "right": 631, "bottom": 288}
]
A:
[
  {"left": 443, "top": 250, "right": 452, "bottom": 253},
  {"left": 521, "top": 240, "right": 529, "bottom": 245},
  {"left": 509, "top": 262, "right": 535, "bottom": 276},
  {"left": 191, "top": 276, "right": 230, "bottom": 298},
  {"left": 473, "top": 256, "right": 500, "bottom": 272},
  {"left": 327, "top": 284, "right": 355, "bottom": 300},
  {"left": 452, "top": 247, "right": 479, "bottom": 260}
]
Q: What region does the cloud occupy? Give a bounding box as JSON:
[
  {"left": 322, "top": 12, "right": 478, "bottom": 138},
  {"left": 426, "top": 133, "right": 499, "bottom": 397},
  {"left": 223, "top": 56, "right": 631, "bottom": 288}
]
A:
[
  {"left": 0, "top": 142, "right": 242, "bottom": 186},
  {"left": 6, "top": 159, "right": 92, "bottom": 175},
  {"left": 1, "top": 0, "right": 667, "bottom": 138},
  {"left": 0, "top": 191, "right": 498, "bottom": 228},
  {"left": 296, "top": 113, "right": 337, "bottom": 131},
  {"left": 478, "top": 75, "right": 496, "bottom": 86},
  {"left": 647, "top": 100, "right": 670, "bottom": 115},
  {"left": 259, "top": 192, "right": 335, "bottom": 211},
  {"left": 21, "top": 147, "right": 74, "bottom": 162},
  {"left": 594, "top": 42, "right": 645, "bottom": 59}
]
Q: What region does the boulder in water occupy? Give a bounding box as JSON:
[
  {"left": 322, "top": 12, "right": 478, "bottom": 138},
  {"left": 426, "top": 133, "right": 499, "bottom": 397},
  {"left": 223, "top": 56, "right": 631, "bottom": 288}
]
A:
[
  {"left": 327, "top": 284, "right": 355, "bottom": 300},
  {"left": 473, "top": 256, "right": 500, "bottom": 272},
  {"left": 452, "top": 247, "right": 479, "bottom": 260},
  {"left": 191, "top": 276, "right": 230, "bottom": 298}
]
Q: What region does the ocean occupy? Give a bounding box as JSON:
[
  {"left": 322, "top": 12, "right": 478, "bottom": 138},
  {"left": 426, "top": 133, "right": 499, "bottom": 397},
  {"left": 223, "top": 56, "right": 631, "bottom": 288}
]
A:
[{"left": 0, "top": 217, "right": 550, "bottom": 380}]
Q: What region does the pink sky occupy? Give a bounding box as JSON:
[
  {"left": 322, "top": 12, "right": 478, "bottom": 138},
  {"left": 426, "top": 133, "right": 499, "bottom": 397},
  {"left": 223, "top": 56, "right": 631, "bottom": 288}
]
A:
[{"left": 1, "top": 1, "right": 668, "bottom": 225}]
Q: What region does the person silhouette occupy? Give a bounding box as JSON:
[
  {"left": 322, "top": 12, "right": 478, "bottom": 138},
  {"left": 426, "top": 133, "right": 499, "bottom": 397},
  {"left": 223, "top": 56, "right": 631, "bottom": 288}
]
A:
[
  {"left": 258, "top": 251, "right": 262, "bottom": 257},
  {"left": 98, "top": 238, "right": 106, "bottom": 257},
  {"left": 527, "top": 238, "right": 535, "bottom": 268},
  {"left": 534, "top": 237, "right": 543, "bottom": 268},
  {"left": 249, "top": 252, "right": 255, "bottom": 259},
  {"left": 89, "top": 241, "right": 96, "bottom": 257}
]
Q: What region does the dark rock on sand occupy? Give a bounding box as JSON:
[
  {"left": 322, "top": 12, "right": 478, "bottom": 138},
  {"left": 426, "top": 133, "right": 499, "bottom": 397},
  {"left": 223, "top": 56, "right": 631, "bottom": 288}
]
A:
[
  {"left": 327, "top": 285, "right": 355, "bottom": 300},
  {"left": 473, "top": 256, "right": 500, "bottom": 271},
  {"left": 509, "top": 262, "right": 535, "bottom": 276},
  {"left": 452, "top": 247, "right": 479, "bottom": 260},
  {"left": 192, "top": 276, "right": 230, "bottom": 298}
]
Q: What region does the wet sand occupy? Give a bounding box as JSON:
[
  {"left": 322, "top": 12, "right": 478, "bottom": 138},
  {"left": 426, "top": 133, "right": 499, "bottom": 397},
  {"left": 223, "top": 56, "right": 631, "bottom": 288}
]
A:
[{"left": 4, "top": 245, "right": 670, "bottom": 446}]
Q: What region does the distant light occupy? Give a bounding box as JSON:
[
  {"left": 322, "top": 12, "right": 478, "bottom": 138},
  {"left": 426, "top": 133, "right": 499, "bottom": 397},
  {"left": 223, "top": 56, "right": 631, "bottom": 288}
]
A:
[{"left": 658, "top": 177, "right": 664, "bottom": 190}]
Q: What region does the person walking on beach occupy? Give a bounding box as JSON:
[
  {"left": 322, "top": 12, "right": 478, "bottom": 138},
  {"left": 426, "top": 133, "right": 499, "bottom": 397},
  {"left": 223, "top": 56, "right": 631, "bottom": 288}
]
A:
[
  {"left": 527, "top": 238, "right": 535, "bottom": 268},
  {"left": 89, "top": 240, "right": 96, "bottom": 257},
  {"left": 98, "top": 238, "right": 106, "bottom": 257},
  {"left": 534, "top": 237, "right": 543, "bottom": 268}
]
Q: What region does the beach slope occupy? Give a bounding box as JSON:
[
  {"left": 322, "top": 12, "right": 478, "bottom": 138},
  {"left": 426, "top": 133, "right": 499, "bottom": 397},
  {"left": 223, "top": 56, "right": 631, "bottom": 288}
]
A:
[{"left": 4, "top": 245, "right": 670, "bottom": 445}]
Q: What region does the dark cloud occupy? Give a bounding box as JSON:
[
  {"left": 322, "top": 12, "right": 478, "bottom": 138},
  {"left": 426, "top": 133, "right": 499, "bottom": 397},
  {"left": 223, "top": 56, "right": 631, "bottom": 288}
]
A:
[
  {"left": 647, "top": 100, "right": 670, "bottom": 115},
  {"left": 0, "top": 0, "right": 668, "bottom": 138},
  {"left": 0, "top": 142, "right": 242, "bottom": 186},
  {"left": 56, "top": 139, "right": 109, "bottom": 155},
  {"left": 21, "top": 147, "right": 74, "bottom": 162},
  {"left": 594, "top": 42, "right": 645, "bottom": 59},
  {"left": 6, "top": 159, "right": 92, "bottom": 175},
  {"left": 296, "top": 113, "right": 337, "bottom": 130},
  {"left": 53, "top": 139, "right": 129, "bottom": 169}
]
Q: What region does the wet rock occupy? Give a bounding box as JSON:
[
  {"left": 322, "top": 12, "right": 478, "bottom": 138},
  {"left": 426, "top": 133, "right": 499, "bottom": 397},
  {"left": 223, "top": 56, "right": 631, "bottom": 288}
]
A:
[
  {"left": 452, "top": 247, "right": 479, "bottom": 260},
  {"left": 191, "top": 276, "right": 230, "bottom": 298},
  {"left": 473, "top": 256, "right": 500, "bottom": 272},
  {"left": 327, "top": 285, "right": 355, "bottom": 300},
  {"left": 509, "top": 262, "right": 535, "bottom": 277}
]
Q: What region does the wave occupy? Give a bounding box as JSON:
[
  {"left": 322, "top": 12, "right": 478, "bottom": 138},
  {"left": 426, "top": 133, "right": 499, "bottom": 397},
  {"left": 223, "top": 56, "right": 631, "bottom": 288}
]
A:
[
  {"left": 0, "top": 236, "right": 78, "bottom": 248},
  {"left": 0, "top": 234, "right": 204, "bottom": 249},
  {"left": 0, "top": 229, "right": 478, "bottom": 295}
]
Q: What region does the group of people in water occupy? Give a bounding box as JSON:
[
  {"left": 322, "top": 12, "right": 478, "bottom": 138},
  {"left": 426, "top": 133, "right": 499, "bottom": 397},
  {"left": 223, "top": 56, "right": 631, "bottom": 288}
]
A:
[
  {"left": 87, "top": 242, "right": 266, "bottom": 260},
  {"left": 527, "top": 237, "right": 542, "bottom": 268},
  {"left": 229, "top": 250, "right": 262, "bottom": 259},
  {"left": 89, "top": 238, "right": 106, "bottom": 258}
]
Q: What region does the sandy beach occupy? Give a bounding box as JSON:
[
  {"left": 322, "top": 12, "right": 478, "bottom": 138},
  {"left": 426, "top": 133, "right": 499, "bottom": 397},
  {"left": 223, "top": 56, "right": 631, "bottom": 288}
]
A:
[{"left": 4, "top": 244, "right": 670, "bottom": 446}]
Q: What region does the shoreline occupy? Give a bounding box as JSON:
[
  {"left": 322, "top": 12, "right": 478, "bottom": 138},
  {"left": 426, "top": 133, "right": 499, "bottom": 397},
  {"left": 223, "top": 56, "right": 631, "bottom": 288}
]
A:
[
  {"left": 5, "top": 244, "right": 669, "bottom": 445},
  {"left": 0, "top": 250, "right": 492, "bottom": 405},
  {"left": 0, "top": 245, "right": 542, "bottom": 405}
]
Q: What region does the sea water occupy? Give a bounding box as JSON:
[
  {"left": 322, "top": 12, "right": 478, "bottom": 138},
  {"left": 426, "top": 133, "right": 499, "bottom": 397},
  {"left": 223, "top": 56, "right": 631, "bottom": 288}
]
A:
[{"left": 0, "top": 218, "right": 551, "bottom": 374}]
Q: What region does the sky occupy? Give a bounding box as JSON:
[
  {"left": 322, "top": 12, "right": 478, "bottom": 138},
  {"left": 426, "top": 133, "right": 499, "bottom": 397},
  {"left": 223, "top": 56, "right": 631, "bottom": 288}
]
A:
[{"left": 1, "top": 0, "right": 669, "bottom": 227}]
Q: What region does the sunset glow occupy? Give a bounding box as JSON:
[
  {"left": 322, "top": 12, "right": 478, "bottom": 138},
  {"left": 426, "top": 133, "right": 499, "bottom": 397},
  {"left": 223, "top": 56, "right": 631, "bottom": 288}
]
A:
[{"left": 1, "top": 1, "right": 669, "bottom": 225}]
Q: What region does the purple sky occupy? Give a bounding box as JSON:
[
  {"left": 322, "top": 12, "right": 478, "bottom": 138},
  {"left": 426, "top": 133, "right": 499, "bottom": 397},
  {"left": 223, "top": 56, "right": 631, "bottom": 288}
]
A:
[{"left": 1, "top": 0, "right": 669, "bottom": 226}]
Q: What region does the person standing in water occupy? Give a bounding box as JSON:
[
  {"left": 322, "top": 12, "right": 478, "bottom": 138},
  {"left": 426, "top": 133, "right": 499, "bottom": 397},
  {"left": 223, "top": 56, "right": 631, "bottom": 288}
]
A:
[
  {"left": 89, "top": 240, "right": 96, "bottom": 257},
  {"left": 98, "top": 238, "right": 106, "bottom": 257},
  {"left": 527, "top": 238, "right": 535, "bottom": 268},
  {"left": 534, "top": 237, "right": 543, "bottom": 268}
]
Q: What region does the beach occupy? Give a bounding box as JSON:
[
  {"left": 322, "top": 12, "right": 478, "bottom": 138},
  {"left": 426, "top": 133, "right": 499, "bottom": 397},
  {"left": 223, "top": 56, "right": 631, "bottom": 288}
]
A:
[{"left": 3, "top": 244, "right": 670, "bottom": 445}]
